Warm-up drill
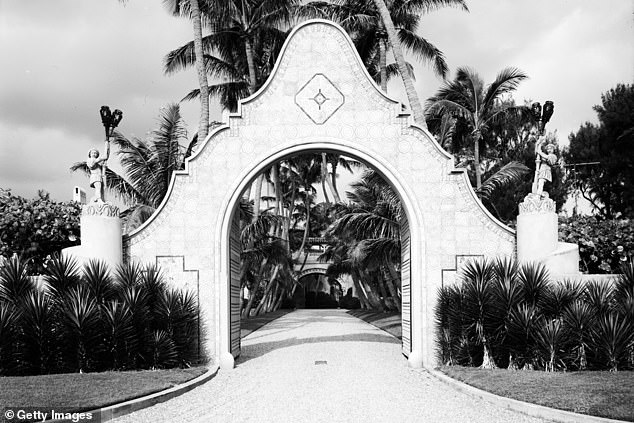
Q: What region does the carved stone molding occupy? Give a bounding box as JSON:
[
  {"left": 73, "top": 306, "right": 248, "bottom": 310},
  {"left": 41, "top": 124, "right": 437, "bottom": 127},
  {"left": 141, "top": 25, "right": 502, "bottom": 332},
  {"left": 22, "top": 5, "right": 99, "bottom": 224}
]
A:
[
  {"left": 82, "top": 202, "right": 120, "bottom": 218},
  {"left": 519, "top": 193, "right": 556, "bottom": 214}
]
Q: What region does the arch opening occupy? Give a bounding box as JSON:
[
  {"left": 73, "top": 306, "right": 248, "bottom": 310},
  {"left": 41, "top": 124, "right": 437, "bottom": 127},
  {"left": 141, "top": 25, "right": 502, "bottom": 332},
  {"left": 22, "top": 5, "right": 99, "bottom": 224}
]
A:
[{"left": 218, "top": 141, "right": 425, "bottom": 369}]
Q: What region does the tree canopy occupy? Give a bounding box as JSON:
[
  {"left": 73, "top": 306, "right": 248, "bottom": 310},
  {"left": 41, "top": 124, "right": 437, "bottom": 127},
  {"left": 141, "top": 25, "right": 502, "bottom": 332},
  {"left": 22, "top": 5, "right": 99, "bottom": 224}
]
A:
[{"left": 564, "top": 83, "right": 634, "bottom": 218}]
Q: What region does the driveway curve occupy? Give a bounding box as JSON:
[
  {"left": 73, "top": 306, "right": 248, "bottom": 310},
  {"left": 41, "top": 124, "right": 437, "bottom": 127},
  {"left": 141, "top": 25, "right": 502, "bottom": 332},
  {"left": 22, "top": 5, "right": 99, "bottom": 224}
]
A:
[{"left": 113, "top": 309, "right": 549, "bottom": 423}]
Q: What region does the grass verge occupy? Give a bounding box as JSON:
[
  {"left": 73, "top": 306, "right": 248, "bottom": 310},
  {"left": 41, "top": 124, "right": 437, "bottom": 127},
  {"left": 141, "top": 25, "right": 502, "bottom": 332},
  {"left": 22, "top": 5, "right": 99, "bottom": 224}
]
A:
[
  {"left": 0, "top": 308, "right": 290, "bottom": 418},
  {"left": 348, "top": 310, "right": 633, "bottom": 421},
  {"left": 346, "top": 309, "right": 402, "bottom": 340},
  {"left": 0, "top": 367, "right": 208, "bottom": 412},
  {"left": 441, "top": 365, "right": 634, "bottom": 422}
]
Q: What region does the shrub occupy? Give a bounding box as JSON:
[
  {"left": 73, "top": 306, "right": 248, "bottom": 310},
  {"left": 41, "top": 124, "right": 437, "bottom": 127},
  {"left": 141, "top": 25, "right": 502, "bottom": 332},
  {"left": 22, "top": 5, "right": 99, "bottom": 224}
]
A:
[
  {"left": 435, "top": 258, "right": 634, "bottom": 371},
  {"left": 0, "top": 191, "right": 81, "bottom": 274},
  {"left": 0, "top": 257, "right": 200, "bottom": 375},
  {"left": 559, "top": 216, "right": 634, "bottom": 273}
]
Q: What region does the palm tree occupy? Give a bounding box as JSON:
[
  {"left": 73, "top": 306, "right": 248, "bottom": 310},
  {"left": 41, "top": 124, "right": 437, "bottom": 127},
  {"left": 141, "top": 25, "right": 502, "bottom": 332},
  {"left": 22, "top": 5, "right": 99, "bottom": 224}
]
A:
[
  {"left": 71, "top": 104, "right": 191, "bottom": 229},
  {"left": 300, "top": 0, "right": 467, "bottom": 123},
  {"left": 165, "top": 1, "right": 296, "bottom": 109},
  {"left": 371, "top": 0, "right": 432, "bottom": 126},
  {"left": 324, "top": 169, "right": 403, "bottom": 311},
  {"left": 426, "top": 67, "right": 529, "bottom": 188},
  {"left": 162, "top": 0, "right": 211, "bottom": 142}
]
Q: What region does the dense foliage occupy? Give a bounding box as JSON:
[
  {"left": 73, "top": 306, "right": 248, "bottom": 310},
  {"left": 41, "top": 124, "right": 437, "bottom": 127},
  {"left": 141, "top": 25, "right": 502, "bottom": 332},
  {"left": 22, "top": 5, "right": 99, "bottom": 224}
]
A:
[
  {"left": 0, "top": 190, "right": 81, "bottom": 274},
  {"left": 559, "top": 216, "right": 633, "bottom": 274},
  {"left": 0, "top": 257, "right": 199, "bottom": 376},
  {"left": 564, "top": 83, "right": 634, "bottom": 218},
  {"left": 435, "top": 258, "right": 634, "bottom": 372}
]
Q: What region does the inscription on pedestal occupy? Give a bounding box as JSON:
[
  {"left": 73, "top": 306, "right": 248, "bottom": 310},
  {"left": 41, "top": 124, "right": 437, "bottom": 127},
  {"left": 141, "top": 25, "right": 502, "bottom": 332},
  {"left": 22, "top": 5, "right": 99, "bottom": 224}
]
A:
[
  {"left": 519, "top": 193, "right": 555, "bottom": 214},
  {"left": 82, "top": 202, "right": 120, "bottom": 217}
]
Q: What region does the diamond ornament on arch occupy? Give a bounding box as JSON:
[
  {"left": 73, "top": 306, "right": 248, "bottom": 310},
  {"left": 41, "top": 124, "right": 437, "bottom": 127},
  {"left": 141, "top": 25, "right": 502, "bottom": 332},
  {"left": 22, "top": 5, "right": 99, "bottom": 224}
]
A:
[{"left": 295, "top": 73, "right": 345, "bottom": 124}]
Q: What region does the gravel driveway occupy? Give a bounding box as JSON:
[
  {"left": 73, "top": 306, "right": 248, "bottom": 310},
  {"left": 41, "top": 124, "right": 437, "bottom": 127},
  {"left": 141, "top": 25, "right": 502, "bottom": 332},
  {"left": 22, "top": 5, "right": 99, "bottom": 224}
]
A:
[{"left": 113, "top": 309, "right": 550, "bottom": 423}]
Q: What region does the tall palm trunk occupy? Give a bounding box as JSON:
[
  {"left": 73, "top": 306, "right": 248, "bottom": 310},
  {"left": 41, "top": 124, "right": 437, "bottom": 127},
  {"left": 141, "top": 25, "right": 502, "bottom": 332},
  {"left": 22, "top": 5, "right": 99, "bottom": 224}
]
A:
[
  {"left": 379, "top": 35, "right": 388, "bottom": 92},
  {"left": 351, "top": 272, "right": 370, "bottom": 310},
  {"left": 283, "top": 181, "right": 296, "bottom": 247},
  {"left": 330, "top": 160, "right": 341, "bottom": 203},
  {"left": 189, "top": 0, "right": 210, "bottom": 142},
  {"left": 474, "top": 133, "right": 482, "bottom": 188},
  {"left": 244, "top": 39, "right": 258, "bottom": 93},
  {"left": 252, "top": 174, "right": 264, "bottom": 223},
  {"left": 295, "top": 197, "right": 310, "bottom": 257},
  {"left": 320, "top": 153, "right": 331, "bottom": 204},
  {"left": 372, "top": 0, "right": 427, "bottom": 128},
  {"left": 382, "top": 264, "right": 401, "bottom": 312},
  {"left": 254, "top": 265, "right": 280, "bottom": 316},
  {"left": 272, "top": 164, "right": 283, "bottom": 238}
]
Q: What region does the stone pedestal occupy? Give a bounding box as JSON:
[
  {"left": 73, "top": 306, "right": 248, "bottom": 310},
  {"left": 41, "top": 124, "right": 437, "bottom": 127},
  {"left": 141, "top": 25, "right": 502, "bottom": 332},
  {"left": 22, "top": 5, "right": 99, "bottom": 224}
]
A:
[
  {"left": 63, "top": 202, "right": 122, "bottom": 270},
  {"left": 517, "top": 194, "right": 558, "bottom": 261},
  {"left": 517, "top": 193, "right": 579, "bottom": 276}
]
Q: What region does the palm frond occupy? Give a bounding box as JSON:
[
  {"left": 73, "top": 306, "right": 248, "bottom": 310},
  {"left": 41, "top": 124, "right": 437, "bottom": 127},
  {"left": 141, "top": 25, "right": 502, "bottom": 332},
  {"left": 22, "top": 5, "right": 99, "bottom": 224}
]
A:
[{"left": 476, "top": 161, "right": 530, "bottom": 201}]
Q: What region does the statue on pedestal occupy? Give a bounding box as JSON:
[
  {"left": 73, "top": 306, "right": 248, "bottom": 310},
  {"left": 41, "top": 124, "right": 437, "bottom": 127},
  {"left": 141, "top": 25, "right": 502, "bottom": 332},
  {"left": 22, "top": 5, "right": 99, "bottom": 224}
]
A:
[
  {"left": 532, "top": 136, "right": 558, "bottom": 197},
  {"left": 86, "top": 147, "right": 109, "bottom": 203}
]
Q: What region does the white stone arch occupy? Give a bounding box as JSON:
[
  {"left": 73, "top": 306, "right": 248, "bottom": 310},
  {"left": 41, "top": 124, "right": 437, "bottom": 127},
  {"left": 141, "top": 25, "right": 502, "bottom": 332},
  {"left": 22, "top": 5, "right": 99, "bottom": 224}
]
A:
[
  {"left": 123, "top": 18, "right": 516, "bottom": 372},
  {"left": 217, "top": 139, "right": 426, "bottom": 368}
]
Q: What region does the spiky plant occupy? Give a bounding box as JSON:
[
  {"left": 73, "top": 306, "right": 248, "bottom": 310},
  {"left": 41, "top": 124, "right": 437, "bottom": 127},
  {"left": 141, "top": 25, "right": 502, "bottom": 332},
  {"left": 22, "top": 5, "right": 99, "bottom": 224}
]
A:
[
  {"left": 0, "top": 302, "right": 18, "bottom": 374},
  {"left": 140, "top": 264, "right": 166, "bottom": 330},
  {"left": 58, "top": 285, "right": 102, "bottom": 372},
  {"left": 119, "top": 284, "right": 149, "bottom": 368},
  {"left": 461, "top": 259, "right": 497, "bottom": 368},
  {"left": 42, "top": 254, "right": 81, "bottom": 299},
  {"left": 584, "top": 280, "right": 616, "bottom": 318},
  {"left": 507, "top": 303, "right": 540, "bottom": 370},
  {"left": 542, "top": 280, "right": 582, "bottom": 320},
  {"left": 147, "top": 330, "right": 178, "bottom": 370},
  {"left": 82, "top": 259, "right": 115, "bottom": 306},
  {"left": 591, "top": 312, "right": 633, "bottom": 371},
  {"left": 517, "top": 262, "right": 550, "bottom": 309},
  {"left": 101, "top": 300, "right": 136, "bottom": 370},
  {"left": 17, "top": 291, "right": 56, "bottom": 375},
  {"left": 114, "top": 261, "right": 143, "bottom": 289},
  {"left": 435, "top": 286, "right": 458, "bottom": 365},
  {"left": 562, "top": 300, "right": 595, "bottom": 370},
  {"left": 491, "top": 257, "right": 522, "bottom": 369},
  {"left": 534, "top": 318, "right": 569, "bottom": 372},
  {"left": 617, "top": 262, "right": 634, "bottom": 294},
  {"left": 0, "top": 256, "right": 35, "bottom": 304},
  {"left": 156, "top": 289, "right": 199, "bottom": 366}
]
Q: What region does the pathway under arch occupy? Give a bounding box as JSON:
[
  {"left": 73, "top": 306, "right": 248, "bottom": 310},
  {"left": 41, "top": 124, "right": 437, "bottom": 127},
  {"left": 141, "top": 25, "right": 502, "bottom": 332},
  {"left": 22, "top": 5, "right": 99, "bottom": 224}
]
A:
[{"left": 123, "top": 19, "right": 515, "bottom": 369}]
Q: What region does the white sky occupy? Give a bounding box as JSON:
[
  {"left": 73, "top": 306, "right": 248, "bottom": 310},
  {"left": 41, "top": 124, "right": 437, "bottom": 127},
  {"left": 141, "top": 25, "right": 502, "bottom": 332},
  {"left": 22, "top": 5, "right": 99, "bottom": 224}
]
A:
[{"left": 0, "top": 0, "right": 632, "bottom": 201}]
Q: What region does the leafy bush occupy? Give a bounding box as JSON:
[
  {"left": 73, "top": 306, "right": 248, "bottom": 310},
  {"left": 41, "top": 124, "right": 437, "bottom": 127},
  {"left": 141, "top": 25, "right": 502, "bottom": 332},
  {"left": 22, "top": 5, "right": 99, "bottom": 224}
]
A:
[
  {"left": 559, "top": 216, "right": 634, "bottom": 273},
  {"left": 435, "top": 258, "right": 634, "bottom": 372},
  {"left": 0, "top": 190, "right": 81, "bottom": 274},
  {"left": 0, "top": 256, "right": 200, "bottom": 376}
]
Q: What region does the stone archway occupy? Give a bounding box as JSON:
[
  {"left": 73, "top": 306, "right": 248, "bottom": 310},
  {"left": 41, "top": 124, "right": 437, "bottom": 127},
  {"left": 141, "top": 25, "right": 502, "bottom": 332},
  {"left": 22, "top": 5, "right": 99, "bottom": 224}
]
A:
[
  {"left": 219, "top": 143, "right": 421, "bottom": 368},
  {"left": 123, "top": 19, "right": 515, "bottom": 370}
]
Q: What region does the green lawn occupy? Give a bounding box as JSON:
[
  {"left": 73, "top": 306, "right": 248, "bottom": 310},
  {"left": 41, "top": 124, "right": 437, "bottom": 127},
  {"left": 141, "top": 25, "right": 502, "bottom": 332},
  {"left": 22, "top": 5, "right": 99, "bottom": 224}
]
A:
[
  {"left": 441, "top": 366, "right": 634, "bottom": 422},
  {"left": 0, "top": 367, "right": 208, "bottom": 413}
]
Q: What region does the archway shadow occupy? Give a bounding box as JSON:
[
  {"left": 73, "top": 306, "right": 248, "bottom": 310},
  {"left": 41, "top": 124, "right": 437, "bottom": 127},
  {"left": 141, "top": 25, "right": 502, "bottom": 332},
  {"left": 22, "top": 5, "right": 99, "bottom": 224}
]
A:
[
  {"left": 236, "top": 312, "right": 400, "bottom": 366},
  {"left": 236, "top": 332, "right": 400, "bottom": 366}
]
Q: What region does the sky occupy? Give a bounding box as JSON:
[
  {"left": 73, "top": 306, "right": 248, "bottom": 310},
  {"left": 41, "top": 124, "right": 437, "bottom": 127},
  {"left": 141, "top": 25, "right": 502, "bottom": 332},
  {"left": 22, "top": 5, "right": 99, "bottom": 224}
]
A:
[{"left": 0, "top": 0, "right": 632, "bottom": 202}]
